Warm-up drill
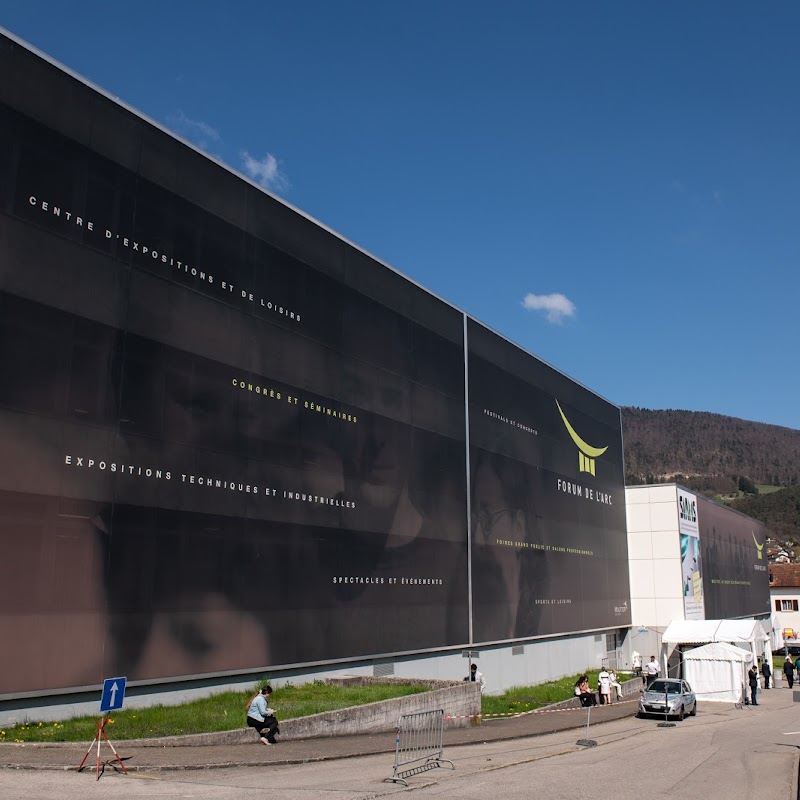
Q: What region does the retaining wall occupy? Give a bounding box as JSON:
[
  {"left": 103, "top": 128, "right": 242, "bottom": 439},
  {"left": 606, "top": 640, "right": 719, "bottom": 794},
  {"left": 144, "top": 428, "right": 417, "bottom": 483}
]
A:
[{"left": 126, "top": 677, "right": 480, "bottom": 747}]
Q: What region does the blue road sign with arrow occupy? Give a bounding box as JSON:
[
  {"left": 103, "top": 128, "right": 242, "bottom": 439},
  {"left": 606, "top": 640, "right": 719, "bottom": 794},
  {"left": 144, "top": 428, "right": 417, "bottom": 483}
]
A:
[{"left": 100, "top": 677, "right": 127, "bottom": 713}]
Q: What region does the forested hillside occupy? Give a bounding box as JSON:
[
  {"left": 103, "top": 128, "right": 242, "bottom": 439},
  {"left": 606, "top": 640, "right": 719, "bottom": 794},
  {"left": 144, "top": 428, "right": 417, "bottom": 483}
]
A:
[
  {"left": 621, "top": 406, "right": 800, "bottom": 549},
  {"left": 622, "top": 407, "right": 800, "bottom": 491},
  {"left": 729, "top": 488, "right": 800, "bottom": 541}
]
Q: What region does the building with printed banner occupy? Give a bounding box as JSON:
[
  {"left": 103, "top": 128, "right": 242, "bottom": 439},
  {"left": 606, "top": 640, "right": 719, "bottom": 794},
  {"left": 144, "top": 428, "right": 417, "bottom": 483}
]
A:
[
  {"left": 0, "top": 29, "right": 631, "bottom": 722},
  {"left": 625, "top": 484, "right": 771, "bottom": 659}
]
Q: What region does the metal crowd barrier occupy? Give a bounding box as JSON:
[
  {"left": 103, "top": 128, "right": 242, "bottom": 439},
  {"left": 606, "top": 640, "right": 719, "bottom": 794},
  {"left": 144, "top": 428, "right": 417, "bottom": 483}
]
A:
[{"left": 384, "top": 709, "right": 455, "bottom": 786}]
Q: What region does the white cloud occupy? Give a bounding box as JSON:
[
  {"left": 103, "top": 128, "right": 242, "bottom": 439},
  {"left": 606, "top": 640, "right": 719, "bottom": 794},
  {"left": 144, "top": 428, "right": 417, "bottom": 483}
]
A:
[
  {"left": 167, "top": 110, "right": 220, "bottom": 151},
  {"left": 522, "top": 292, "right": 576, "bottom": 324},
  {"left": 240, "top": 150, "right": 288, "bottom": 192},
  {"left": 164, "top": 114, "right": 288, "bottom": 192}
]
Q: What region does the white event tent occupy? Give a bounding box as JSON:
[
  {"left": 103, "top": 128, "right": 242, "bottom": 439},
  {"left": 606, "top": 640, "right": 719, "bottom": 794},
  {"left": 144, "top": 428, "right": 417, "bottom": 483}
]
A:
[
  {"left": 681, "top": 641, "right": 752, "bottom": 703},
  {"left": 661, "top": 618, "right": 773, "bottom": 692},
  {"left": 662, "top": 619, "right": 770, "bottom": 659}
]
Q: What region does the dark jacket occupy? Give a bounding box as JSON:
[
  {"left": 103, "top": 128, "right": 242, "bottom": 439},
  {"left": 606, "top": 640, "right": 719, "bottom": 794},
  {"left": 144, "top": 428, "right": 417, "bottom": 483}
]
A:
[
  {"left": 784, "top": 659, "right": 795, "bottom": 677},
  {"left": 761, "top": 662, "right": 771, "bottom": 677},
  {"left": 748, "top": 668, "right": 759, "bottom": 688}
]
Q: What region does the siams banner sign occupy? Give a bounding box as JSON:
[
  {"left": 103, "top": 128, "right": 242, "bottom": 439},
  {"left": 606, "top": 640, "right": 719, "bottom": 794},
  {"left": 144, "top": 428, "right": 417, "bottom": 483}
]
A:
[
  {"left": 0, "top": 33, "right": 629, "bottom": 694},
  {"left": 678, "top": 488, "right": 705, "bottom": 621},
  {"left": 696, "top": 495, "right": 770, "bottom": 620}
]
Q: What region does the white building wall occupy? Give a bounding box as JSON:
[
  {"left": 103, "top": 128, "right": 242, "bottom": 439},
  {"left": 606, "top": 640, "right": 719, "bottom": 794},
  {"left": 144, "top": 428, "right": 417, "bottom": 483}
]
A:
[{"left": 626, "top": 484, "right": 683, "bottom": 630}]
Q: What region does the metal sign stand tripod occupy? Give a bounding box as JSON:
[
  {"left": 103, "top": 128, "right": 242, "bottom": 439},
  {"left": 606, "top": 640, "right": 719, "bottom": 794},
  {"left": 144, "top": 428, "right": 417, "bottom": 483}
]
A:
[{"left": 77, "top": 714, "right": 129, "bottom": 780}]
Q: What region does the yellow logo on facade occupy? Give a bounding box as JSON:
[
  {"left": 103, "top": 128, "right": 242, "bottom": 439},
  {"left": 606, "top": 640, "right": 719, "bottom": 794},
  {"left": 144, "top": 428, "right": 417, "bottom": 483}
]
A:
[
  {"left": 556, "top": 399, "right": 608, "bottom": 477},
  {"left": 752, "top": 532, "right": 764, "bottom": 559}
]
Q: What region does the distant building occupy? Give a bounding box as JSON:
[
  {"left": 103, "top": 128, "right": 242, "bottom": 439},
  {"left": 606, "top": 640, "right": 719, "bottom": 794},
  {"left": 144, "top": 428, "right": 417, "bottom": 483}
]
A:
[
  {"left": 626, "top": 483, "right": 771, "bottom": 629},
  {"left": 625, "top": 483, "right": 772, "bottom": 670},
  {"left": 770, "top": 563, "right": 800, "bottom": 644}
]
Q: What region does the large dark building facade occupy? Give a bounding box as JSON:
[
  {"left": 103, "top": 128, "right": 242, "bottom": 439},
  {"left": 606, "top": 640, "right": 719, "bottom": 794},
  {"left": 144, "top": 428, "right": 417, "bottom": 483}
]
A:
[{"left": 0, "top": 30, "right": 631, "bottom": 697}]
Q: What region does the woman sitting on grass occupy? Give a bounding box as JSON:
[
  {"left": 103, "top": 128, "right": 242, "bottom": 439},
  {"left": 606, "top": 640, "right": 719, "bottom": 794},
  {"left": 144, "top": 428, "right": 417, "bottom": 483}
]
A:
[{"left": 246, "top": 686, "right": 280, "bottom": 745}]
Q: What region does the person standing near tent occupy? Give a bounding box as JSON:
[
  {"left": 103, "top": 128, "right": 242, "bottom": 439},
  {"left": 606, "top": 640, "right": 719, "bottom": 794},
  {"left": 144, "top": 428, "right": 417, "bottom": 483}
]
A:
[
  {"left": 632, "top": 651, "right": 642, "bottom": 676},
  {"left": 748, "top": 664, "right": 759, "bottom": 705},
  {"left": 598, "top": 667, "right": 612, "bottom": 705},
  {"left": 645, "top": 655, "right": 660, "bottom": 686},
  {"left": 761, "top": 659, "right": 771, "bottom": 689},
  {"left": 783, "top": 656, "right": 795, "bottom": 689}
]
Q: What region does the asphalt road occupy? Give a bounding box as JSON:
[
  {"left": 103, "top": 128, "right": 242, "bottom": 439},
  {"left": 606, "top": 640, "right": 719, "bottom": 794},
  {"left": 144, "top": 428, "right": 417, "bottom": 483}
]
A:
[{"left": 1, "top": 686, "right": 797, "bottom": 799}]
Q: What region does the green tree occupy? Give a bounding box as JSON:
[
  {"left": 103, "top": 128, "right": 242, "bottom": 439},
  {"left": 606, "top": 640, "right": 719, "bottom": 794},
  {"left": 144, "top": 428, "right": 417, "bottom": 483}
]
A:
[{"left": 738, "top": 475, "right": 758, "bottom": 495}]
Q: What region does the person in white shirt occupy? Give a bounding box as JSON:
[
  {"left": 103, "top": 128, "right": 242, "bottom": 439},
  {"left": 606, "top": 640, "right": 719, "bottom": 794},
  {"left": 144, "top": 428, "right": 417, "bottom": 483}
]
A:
[
  {"left": 609, "top": 669, "right": 623, "bottom": 701},
  {"left": 632, "top": 651, "right": 642, "bottom": 675},
  {"left": 645, "top": 656, "right": 660, "bottom": 686},
  {"left": 598, "top": 668, "right": 612, "bottom": 705},
  {"left": 467, "top": 663, "right": 486, "bottom": 693}
]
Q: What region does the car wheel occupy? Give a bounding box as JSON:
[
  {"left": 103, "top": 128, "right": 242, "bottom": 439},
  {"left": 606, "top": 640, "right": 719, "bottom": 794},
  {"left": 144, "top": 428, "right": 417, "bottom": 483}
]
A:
[
  {"left": 678, "top": 706, "right": 685, "bottom": 721},
  {"left": 689, "top": 702, "right": 697, "bottom": 717}
]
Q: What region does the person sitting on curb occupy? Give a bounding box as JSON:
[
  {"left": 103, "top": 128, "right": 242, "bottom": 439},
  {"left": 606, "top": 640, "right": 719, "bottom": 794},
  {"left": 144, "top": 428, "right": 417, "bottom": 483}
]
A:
[
  {"left": 609, "top": 669, "right": 623, "bottom": 701},
  {"left": 574, "top": 675, "right": 597, "bottom": 707},
  {"left": 262, "top": 686, "right": 281, "bottom": 739},
  {"left": 246, "top": 685, "right": 280, "bottom": 745}
]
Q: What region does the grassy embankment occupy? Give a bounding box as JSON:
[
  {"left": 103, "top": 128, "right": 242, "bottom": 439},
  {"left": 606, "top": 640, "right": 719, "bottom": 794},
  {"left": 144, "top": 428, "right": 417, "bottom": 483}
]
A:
[
  {"left": 3, "top": 670, "right": 618, "bottom": 743},
  {"left": 480, "top": 670, "right": 611, "bottom": 716},
  {"left": 1, "top": 681, "right": 428, "bottom": 743}
]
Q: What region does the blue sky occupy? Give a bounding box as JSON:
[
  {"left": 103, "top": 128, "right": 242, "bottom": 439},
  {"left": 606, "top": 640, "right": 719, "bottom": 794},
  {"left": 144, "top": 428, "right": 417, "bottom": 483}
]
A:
[{"left": 3, "top": 2, "right": 799, "bottom": 429}]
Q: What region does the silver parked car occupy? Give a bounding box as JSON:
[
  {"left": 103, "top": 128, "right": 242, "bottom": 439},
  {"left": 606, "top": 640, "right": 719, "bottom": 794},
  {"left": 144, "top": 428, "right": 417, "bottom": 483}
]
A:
[{"left": 638, "top": 678, "right": 697, "bottom": 720}]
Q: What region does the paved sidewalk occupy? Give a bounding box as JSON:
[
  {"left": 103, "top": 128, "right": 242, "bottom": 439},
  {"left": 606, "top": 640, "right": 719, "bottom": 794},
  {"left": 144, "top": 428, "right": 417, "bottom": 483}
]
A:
[
  {"left": 0, "top": 695, "right": 645, "bottom": 772},
  {"left": 1, "top": 690, "right": 795, "bottom": 800}
]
